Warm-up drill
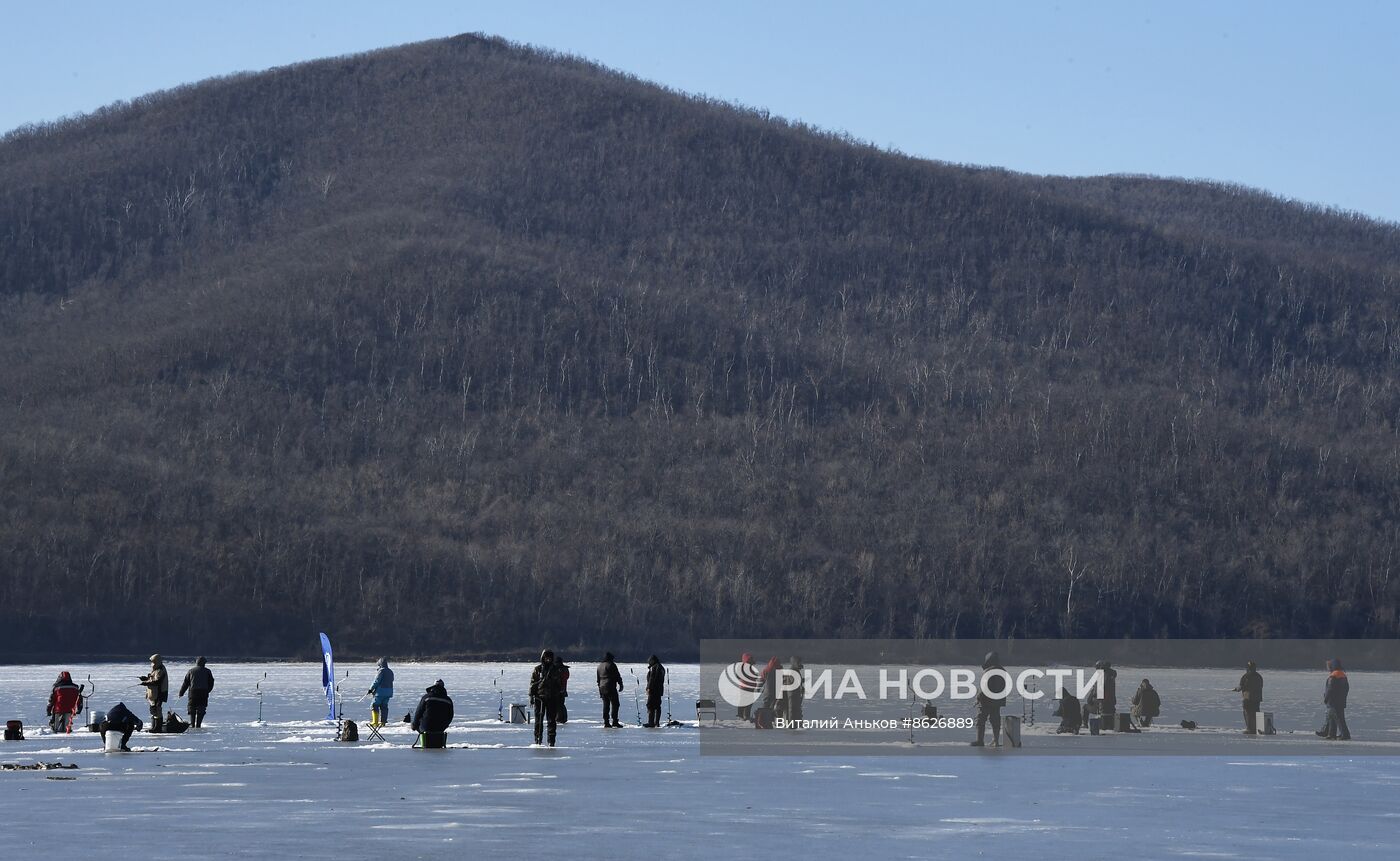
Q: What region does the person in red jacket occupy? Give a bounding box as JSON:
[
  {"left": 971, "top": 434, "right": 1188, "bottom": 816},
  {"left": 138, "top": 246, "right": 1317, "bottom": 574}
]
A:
[{"left": 46, "top": 671, "right": 85, "bottom": 733}]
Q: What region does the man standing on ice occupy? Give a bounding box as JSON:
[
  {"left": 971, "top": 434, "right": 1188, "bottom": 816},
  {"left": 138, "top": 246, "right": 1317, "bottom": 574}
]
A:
[
  {"left": 45, "top": 671, "right": 84, "bottom": 733},
  {"left": 644, "top": 655, "right": 666, "bottom": 727},
  {"left": 971, "top": 651, "right": 1008, "bottom": 747},
  {"left": 1234, "top": 660, "right": 1264, "bottom": 734},
  {"left": 178, "top": 657, "right": 215, "bottom": 728},
  {"left": 597, "top": 652, "right": 624, "bottom": 728},
  {"left": 1316, "top": 659, "right": 1351, "bottom": 741},
  {"left": 139, "top": 654, "right": 169, "bottom": 732},
  {"left": 367, "top": 657, "right": 394, "bottom": 727},
  {"left": 530, "top": 649, "right": 565, "bottom": 746}
]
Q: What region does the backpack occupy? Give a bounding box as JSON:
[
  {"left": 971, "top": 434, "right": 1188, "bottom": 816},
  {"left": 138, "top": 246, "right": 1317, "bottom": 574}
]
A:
[
  {"left": 338, "top": 720, "right": 359, "bottom": 742},
  {"left": 3, "top": 720, "right": 23, "bottom": 741},
  {"left": 162, "top": 712, "right": 189, "bottom": 734}
]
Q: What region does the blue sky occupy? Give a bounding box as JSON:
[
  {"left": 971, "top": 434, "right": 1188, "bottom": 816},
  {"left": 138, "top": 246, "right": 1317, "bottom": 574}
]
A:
[{"left": 5, "top": 1, "right": 1396, "bottom": 222}]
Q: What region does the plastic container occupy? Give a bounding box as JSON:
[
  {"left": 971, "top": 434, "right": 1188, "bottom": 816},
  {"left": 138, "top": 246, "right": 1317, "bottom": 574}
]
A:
[{"left": 104, "top": 729, "right": 125, "bottom": 752}]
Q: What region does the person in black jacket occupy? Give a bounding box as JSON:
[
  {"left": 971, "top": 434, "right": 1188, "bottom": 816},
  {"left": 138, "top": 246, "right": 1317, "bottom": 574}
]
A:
[
  {"left": 1233, "top": 661, "right": 1264, "bottom": 735},
  {"left": 1316, "top": 659, "right": 1351, "bottom": 740},
  {"left": 529, "top": 650, "right": 565, "bottom": 746},
  {"left": 101, "top": 702, "right": 144, "bottom": 751},
  {"left": 412, "top": 680, "right": 455, "bottom": 735},
  {"left": 972, "top": 652, "right": 1008, "bottom": 747},
  {"left": 178, "top": 657, "right": 215, "bottom": 728},
  {"left": 644, "top": 655, "right": 666, "bottom": 728},
  {"left": 596, "top": 652, "right": 624, "bottom": 728}
]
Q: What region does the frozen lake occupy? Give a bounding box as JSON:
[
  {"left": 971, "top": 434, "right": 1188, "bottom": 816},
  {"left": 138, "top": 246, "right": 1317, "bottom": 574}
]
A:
[{"left": 3, "top": 661, "right": 1399, "bottom": 859}]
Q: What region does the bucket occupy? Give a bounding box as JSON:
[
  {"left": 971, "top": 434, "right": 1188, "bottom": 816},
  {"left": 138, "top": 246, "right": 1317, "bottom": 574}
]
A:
[
  {"left": 417, "top": 732, "right": 447, "bottom": 749},
  {"left": 88, "top": 710, "right": 106, "bottom": 732},
  {"left": 508, "top": 704, "right": 531, "bottom": 724},
  {"left": 1262, "top": 712, "right": 1276, "bottom": 735},
  {"left": 103, "top": 729, "right": 125, "bottom": 752},
  {"left": 1003, "top": 715, "right": 1022, "bottom": 748}
]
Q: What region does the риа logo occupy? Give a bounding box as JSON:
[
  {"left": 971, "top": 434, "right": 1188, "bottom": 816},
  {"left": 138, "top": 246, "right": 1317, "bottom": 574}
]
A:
[{"left": 717, "top": 661, "right": 763, "bottom": 708}]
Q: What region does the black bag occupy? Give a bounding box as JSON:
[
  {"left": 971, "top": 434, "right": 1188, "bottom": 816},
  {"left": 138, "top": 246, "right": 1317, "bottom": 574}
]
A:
[
  {"left": 161, "top": 712, "right": 189, "bottom": 734},
  {"left": 338, "top": 719, "right": 359, "bottom": 742},
  {"left": 3, "top": 720, "right": 23, "bottom": 741}
]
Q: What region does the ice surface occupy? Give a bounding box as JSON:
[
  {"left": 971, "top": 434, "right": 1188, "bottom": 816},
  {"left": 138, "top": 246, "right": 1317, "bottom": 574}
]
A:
[{"left": 2, "top": 661, "right": 1397, "bottom": 859}]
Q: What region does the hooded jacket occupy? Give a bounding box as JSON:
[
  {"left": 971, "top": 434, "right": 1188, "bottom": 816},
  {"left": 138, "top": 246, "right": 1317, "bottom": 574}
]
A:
[
  {"left": 977, "top": 652, "right": 1008, "bottom": 708},
  {"left": 1324, "top": 663, "right": 1349, "bottom": 709},
  {"left": 1239, "top": 666, "right": 1264, "bottom": 708},
  {"left": 179, "top": 658, "right": 215, "bottom": 698},
  {"left": 530, "top": 651, "right": 564, "bottom": 702},
  {"left": 141, "top": 660, "right": 169, "bottom": 706},
  {"left": 646, "top": 657, "right": 666, "bottom": 700},
  {"left": 48, "top": 672, "right": 83, "bottom": 716},
  {"left": 1131, "top": 681, "right": 1161, "bottom": 717},
  {"left": 369, "top": 660, "right": 394, "bottom": 699},
  {"left": 412, "top": 681, "right": 455, "bottom": 733},
  {"left": 596, "top": 654, "right": 623, "bottom": 693}
]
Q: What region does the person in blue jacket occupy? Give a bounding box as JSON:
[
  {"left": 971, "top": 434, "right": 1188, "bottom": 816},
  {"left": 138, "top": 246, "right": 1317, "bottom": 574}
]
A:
[{"left": 367, "top": 657, "right": 394, "bottom": 727}]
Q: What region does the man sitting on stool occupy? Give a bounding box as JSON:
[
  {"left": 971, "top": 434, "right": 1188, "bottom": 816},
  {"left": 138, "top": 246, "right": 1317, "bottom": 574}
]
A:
[{"left": 411, "top": 679, "right": 454, "bottom": 748}]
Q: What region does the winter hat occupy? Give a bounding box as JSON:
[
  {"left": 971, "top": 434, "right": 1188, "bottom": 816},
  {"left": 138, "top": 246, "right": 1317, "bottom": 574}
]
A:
[
  {"left": 196, "top": 657, "right": 206, "bottom": 667},
  {"left": 541, "top": 649, "right": 554, "bottom": 661},
  {"left": 1246, "top": 660, "right": 1257, "bottom": 670},
  {"left": 149, "top": 654, "right": 162, "bottom": 664},
  {"left": 648, "top": 655, "right": 659, "bottom": 666},
  {"left": 983, "top": 651, "right": 1001, "bottom": 669},
  {"left": 377, "top": 657, "right": 388, "bottom": 668},
  {"left": 1330, "top": 658, "right": 1343, "bottom": 671},
  {"left": 603, "top": 652, "right": 615, "bottom": 661}
]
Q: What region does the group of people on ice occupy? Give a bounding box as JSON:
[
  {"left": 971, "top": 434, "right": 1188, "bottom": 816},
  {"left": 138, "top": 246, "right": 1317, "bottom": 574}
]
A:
[
  {"left": 1043, "top": 657, "right": 1353, "bottom": 743},
  {"left": 355, "top": 651, "right": 669, "bottom": 748},
  {"left": 39, "top": 654, "right": 216, "bottom": 751}
]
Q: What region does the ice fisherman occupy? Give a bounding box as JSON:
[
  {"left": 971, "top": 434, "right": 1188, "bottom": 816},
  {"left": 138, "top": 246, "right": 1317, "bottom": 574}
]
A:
[
  {"left": 530, "top": 649, "right": 566, "bottom": 746},
  {"left": 1233, "top": 660, "right": 1264, "bottom": 735},
  {"left": 101, "top": 702, "right": 143, "bottom": 751},
  {"left": 1131, "top": 678, "right": 1161, "bottom": 728},
  {"left": 1316, "top": 658, "right": 1351, "bottom": 741},
  {"left": 644, "top": 655, "right": 666, "bottom": 728},
  {"left": 1055, "top": 689, "right": 1082, "bottom": 734},
  {"left": 139, "top": 654, "right": 169, "bottom": 732},
  {"left": 784, "top": 656, "right": 805, "bottom": 722},
  {"left": 45, "top": 671, "right": 85, "bottom": 733},
  {"left": 367, "top": 657, "right": 394, "bottom": 726},
  {"left": 596, "top": 652, "right": 624, "bottom": 728},
  {"left": 178, "top": 657, "right": 215, "bottom": 728},
  {"left": 971, "top": 651, "right": 1008, "bottom": 747},
  {"left": 1095, "top": 659, "right": 1118, "bottom": 718},
  {"left": 412, "top": 679, "right": 455, "bottom": 736},
  {"left": 735, "top": 652, "right": 757, "bottom": 720}
]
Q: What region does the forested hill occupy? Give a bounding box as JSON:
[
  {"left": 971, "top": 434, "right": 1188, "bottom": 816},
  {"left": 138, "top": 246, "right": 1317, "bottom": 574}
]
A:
[{"left": 3, "top": 34, "right": 1399, "bottom": 660}]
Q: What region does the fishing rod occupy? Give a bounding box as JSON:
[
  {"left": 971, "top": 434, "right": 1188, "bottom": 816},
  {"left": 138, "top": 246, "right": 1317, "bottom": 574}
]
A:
[
  {"left": 493, "top": 669, "right": 505, "bottom": 721},
  {"left": 629, "top": 668, "right": 642, "bottom": 726}
]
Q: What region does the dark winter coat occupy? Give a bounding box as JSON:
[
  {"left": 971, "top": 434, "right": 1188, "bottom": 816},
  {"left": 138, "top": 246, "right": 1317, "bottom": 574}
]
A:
[
  {"left": 105, "top": 702, "right": 143, "bottom": 732},
  {"left": 646, "top": 660, "right": 666, "bottom": 707},
  {"left": 412, "top": 682, "right": 455, "bottom": 733},
  {"left": 1324, "top": 671, "right": 1349, "bottom": 710},
  {"left": 1099, "top": 666, "right": 1117, "bottom": 713},
  {"left": 1239, "top": 669, "right": 1264, "bottom": 710},
  {"left": 977, "top": 659, "right": 1008, "bottom": 709},
  {"left": 1131, "top": 683, "right": 1161, "bottom": 718},
  {"left": 141, "top": 664, "right": 169, "bottom": 706},
  {"left": 179, "top": 665, "right": 215, "bottom": 698},
  {"left": 530, "top": 661, "right": 565, "bottom": 704},
  {"left": 597, "top": 659, "right": 623, "bottom": 693}
]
